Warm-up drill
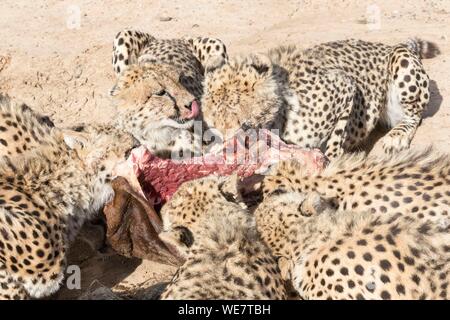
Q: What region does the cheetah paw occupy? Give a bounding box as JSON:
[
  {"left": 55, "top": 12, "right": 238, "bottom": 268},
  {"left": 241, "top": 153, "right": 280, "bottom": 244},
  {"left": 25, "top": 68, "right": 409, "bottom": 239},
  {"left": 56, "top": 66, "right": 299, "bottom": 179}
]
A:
[{"left": 380, "top": 134, "right": 410, "bottom": 154}]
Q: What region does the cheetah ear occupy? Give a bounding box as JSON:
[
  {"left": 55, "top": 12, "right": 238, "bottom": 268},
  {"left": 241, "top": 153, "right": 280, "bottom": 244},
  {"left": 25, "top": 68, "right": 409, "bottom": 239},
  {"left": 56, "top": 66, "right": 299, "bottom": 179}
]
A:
[
  {"left": 109, "top": 76, "right": 128, "bottom": 97},
  {"left": 250, "top": 54, "right": 273, "bottom": 77},
  {"left": 109, "top": 65, "right": 146, "bottom": 97},
  {"left": 109, "top": 74, "right": 125, "bottom": 97},
  {"left": 159, "top": 226, "right": 194, "bottom": 256},
  {"left": 278, "top": 257, "right": 294, "bottom": 281},
  {"left": 204, "top": 55, "right": 226, "bottom": 74},
  {"left": 110, "top": 75, "right": 131, "bottom": 97},
  {"left": 38, "top": 115, "right": 55, "bottom": 128},
  {"left": 218, "top": 174, "right": 244, "bottom": 205},
  {"left": 109, "top": 84, "right": 120, "bottom": 96},
  {"left": 300, "top": 192, "right": 336, "bottom": 216},
  {"left": 62, "top": 130, "right": 89, "bottom": 150}
]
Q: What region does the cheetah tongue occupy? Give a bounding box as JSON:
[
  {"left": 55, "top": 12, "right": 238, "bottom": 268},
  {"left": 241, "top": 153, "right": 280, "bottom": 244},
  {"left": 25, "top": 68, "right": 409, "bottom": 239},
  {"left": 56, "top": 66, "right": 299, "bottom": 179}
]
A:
[{"left": 186, "top": 100, "right": 200, "bottom": 119}]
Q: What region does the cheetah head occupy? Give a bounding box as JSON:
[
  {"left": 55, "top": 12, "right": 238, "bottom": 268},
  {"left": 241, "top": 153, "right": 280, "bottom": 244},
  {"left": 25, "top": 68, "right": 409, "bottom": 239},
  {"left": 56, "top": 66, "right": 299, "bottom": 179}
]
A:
[
  {"left": 255, "top": 189, "right": 335, "bottom": 281},
  {"left": 261, "top": 159, "right": 304, "bottom": 197},
  {"left": 110, "top": 63, "right": 199, "bottom": 131},
  {"left": 201, "top": 54, "right": 284, "bottom": 140},
  {"left": 62, "top": 124, "right": 140, "bottom": 212},
  {"left": 159, "top": 175, "right": 245, "bottom": 259}
]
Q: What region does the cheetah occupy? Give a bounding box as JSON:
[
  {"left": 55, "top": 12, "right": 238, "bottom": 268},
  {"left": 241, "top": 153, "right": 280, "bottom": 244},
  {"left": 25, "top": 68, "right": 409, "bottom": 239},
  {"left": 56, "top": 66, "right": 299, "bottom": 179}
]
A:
[
  {"left": 201, "top": 38, "right": 440, "bottom": 159},
  {"left": 262, "top": 148, "right": 450, "bottom": 224},
  {"left": 255, "top": 191, "right": 450, "bottom": 299},
  {"left": 110, "top": 62, "right": 202, "bottom": 158},
  {"left": 0, "top": 98, "right": 138, "bottom": 300},
  {"left": 158, "top": 176, "right": 286, "bottom": 299},
  {"left": 0, "top": 94, "right": 55, "bottom": 158},
  {"left": 110, "top": 29, "right": 228, "bottom": 157},
  {"left": 112, "top": 29, "right": 228, "bottom": 98}
]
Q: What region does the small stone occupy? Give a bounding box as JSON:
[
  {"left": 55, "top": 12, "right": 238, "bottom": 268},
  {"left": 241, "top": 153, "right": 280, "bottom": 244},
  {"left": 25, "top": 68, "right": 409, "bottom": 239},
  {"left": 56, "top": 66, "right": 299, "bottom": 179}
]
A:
[
  {"left": 73, "top": 66, "right": 83, "bottom": 79},
  {"left": 356, "top": 17, "right": 368, "bottom": 24},
  {"left": 135, "top": 282, "right": 170, "bottom": 300},
  {"left": 159, "top": 16, "right": 173, "bottom": 22},
  {"left": 0, "top": 55, "right": 11, "bottom": 73},
  {"left": 79, "top": 280, "right": 122, "bottom": 300},
  {"left": 192, "top": 24, "right": 199, "bottom": 28}
]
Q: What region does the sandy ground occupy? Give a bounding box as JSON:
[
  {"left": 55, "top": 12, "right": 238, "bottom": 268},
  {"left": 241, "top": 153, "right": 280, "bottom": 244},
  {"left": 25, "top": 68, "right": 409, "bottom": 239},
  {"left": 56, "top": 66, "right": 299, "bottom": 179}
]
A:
[{"left": 0, "top": 0, "right": 449, "bottom": 299}]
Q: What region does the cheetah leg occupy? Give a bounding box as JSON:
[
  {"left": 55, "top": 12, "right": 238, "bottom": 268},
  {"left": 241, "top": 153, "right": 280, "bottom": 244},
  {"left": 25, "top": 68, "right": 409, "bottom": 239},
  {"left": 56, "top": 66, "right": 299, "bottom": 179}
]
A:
[
  {"left": 381, "top": 48, "right": 429, "bottom": 153},
  {"left": 380, "top": 103, "right": 423, "bottom": 153},
  {"left": 0, "top": 271, "right": 28, "bottom": 300},
  {"left": 184, "top": 37, "right": 228, "bottom": 66},
  {"left": 324, "top": 90, "right": 355, "bottom": 160},
  {"left": 112, "top": 29, "right": 155, "bottom": 75},
  {"left": 284, "top": 71, "right": 355, "bottom": 160},
  {"left": 318, "top": 71, "right": 356, "bottom": 160}
]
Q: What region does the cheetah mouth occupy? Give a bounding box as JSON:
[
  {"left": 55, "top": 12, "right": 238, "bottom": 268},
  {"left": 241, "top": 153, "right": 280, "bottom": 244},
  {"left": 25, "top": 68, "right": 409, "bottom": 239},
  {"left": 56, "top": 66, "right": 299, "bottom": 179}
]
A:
[
  {"left": 184, "top": 100, "right": 200, "bottom": 120},
  {"left": 170, "top": 117, "right": 195, "bottom": 126},
  {"left": 169, "top": 100, "right": 200, "bottom": 126}
]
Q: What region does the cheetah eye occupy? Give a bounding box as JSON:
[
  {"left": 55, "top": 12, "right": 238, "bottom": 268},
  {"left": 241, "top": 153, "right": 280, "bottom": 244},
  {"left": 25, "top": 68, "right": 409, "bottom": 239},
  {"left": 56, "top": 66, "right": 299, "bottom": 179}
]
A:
[{"left": 155, "top": 89, "right": 167, "bottom": 96}]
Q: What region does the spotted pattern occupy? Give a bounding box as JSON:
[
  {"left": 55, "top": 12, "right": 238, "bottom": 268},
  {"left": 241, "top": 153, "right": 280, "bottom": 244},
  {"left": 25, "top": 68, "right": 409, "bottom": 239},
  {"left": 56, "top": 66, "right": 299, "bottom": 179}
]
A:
[
  {"left": 112, "top": 28, "right": 228, "bottom": 99},
  {"left": 159, "top": 176, "right": 287, "bottom": 300},
  {"left": 201, "top": 39, "right": 439, "bottom": 159},
  {"left": 110, "top": 29, "right": 228, "bottom": 157},
  {"left": 263, "top": 149, "right": 450, "bottom": 224},
  {"left": 0, "top": 97, "right": 137, "bottom": 300},
  {"left": 256, "top": 179, "right": 449, "bottom": 300},
  {"left": 0, "top": 94, "right": 56, "bottom": 159}
]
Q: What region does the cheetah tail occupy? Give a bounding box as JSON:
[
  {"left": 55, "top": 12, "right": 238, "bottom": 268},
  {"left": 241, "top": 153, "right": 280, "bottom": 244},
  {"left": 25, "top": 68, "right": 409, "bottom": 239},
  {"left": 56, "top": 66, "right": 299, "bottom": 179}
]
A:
[{"left": 405, "top": 38, "right": 441, "bottom": 59}]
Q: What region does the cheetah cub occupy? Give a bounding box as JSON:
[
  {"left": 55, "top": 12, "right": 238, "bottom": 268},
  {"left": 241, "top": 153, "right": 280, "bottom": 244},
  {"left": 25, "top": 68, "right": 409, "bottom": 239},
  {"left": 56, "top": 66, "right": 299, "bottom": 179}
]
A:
[
  {"left": 255, "top": 191, "right": 450, "bottom": 299},
  {"left": 0, "top": 98, "right": 138, "bottom": 300},
  {"left": 201, "top": 39, "right": 439, "bottom": 159},
  {"left": 262, "top": 148, "right": 450, "bottom": 225},
  {"left": 159, "top": 176, "right": 287, "bottom": 299},
  {"left": 110, "top": 29, "right": 228, "bottom": 157}
]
